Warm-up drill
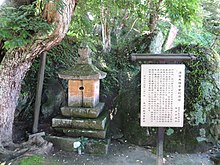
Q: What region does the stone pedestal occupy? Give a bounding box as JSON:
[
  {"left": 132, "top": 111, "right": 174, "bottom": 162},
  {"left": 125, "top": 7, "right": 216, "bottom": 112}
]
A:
[
  {"left": 46, "top": 136, "right": 110, "bottom": 154},
  {"left": 50, "top": 47, "right": 109, "bottom": 154}
]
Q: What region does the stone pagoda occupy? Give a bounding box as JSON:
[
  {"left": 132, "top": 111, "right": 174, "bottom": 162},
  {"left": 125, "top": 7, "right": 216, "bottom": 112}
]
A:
[{"left": 49, "top": 47, "right": 110, "bottom": 154}]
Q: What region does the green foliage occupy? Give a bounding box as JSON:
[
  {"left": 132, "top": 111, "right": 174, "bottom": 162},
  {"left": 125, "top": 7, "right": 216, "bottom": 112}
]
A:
[
  {"left": 45, "top": 36, "right": 78, "bottom": 79},
  {"left": 19, "top": 155, "right": 43, "bottom": 165},
  {"left": 202, "top": 0, "right": 220, "bottom": 36},
  {"left": 18, "top": 36, "right": 78, "bottom": 121},
  {"left": 169, "top": 44, "right": 220, "bottom": 143},
  {"left": 16, "top": 155, "right": 57, "bottom": 165},
  {"left": 196, "top": 128, "right": 207, "bottom": 142},
  {"left": 174, "top": 26, "right": 215, "bottom": 47},
  {"left": 68, "top": 0, "right": 204, "bottom": 53},
  {"left": 164, "top": 0, "right": 201, "bottom": 27},
  {"left": 0, "top": 3, "right": 52, "bottom": 50},
  {"left": 166, "top": 128, "right": 174, "bottom": 136},
  {"left": 68, "top": 0, "right": 153, "bottom": 48}
]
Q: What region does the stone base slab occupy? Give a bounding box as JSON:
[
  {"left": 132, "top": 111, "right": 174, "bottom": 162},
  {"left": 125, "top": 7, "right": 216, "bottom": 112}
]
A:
[
  {"left": 45, "top": 135, "right": 110, "bottom": 154},
  {"left": 54, "top": 124, "right": 108, "bottom": 139},
  {"left": 45, "top": 136, "right": 79, "bottom": 152},
  {"left": 61, "top": 102, "right": 105, "bottom": 118},
  {"left": 52, "top": 110, "right": 108, "bottom": 130}
]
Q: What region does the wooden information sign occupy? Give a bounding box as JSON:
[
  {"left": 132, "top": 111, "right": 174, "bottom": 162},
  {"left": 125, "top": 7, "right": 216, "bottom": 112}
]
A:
[
  {"left": 141, "top": 64, "right": 185, "bottom": 127},
  {"left": 131, "top": 53, "right": 195, "bottom": 165}
]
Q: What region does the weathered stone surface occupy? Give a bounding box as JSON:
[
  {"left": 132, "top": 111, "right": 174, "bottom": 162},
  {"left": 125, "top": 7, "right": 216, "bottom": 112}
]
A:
[
  {"left": 68, "top": 79, "right": 100, "bottom": 108},
  {"left": 77, "top": 47, "right": 92, "bottom": 64},
  {"left": 54, "top": 124, "right": 108, "bottom": 139},
  {"left": 52, "top": 110, "right": 108, "bottom": 130},
  {"left": 41, "top": 78, "right": 66, "bottom": 119},
  {"left": 61, "top": 102, "right": 105, "bottom": 118},
  {"left": 149, "top": 31, "right": 164, "bottom": 54},
  {"left": 46, "top": 135, "right": 110, "bottom": 154},
  {"left": 45, "top": 136, "right": 79, "bottom": 152},
  {"left": 58, "top": 64, "right": 106, "bottom": 80},
  {"left": 84, "top": 139, "right": 110, "bottom": 155}
]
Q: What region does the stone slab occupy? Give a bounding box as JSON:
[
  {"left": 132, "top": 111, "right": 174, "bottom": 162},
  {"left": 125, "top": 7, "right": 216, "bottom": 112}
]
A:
[
  {"left": 54, "top": 123, "right": 108, "bottom": 139},
  {"left": 45, "top": 135, "right": 79, "bottom": 152},
  {"left": 61, "top": 102, "right": 105, "bottom": 118},
  {"left": 45, "top": 135, "right": 110, "bottom": 154},
  {"left": 52, "top": 110, "right": 109, "bottom": 130}
]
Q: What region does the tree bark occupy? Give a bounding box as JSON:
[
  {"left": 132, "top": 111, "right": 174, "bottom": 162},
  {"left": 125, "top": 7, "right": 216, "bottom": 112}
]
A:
[
  {"left": 0, "top": 0, "right": 76, "bottom": 147},
  {"left": 148, "top": 0, "right": 164, "bottom": 32},
  {"left": 0, "top": 51, "right": 31, "bottom": 146},
  {"left": 101, "top": 2, "right": 111, "bottom": 52}
]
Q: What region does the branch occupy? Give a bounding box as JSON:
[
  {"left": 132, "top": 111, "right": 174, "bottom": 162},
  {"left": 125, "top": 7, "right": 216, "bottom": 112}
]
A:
[{"left": 25, "top": 0, "right": 77, "bottom": 61}]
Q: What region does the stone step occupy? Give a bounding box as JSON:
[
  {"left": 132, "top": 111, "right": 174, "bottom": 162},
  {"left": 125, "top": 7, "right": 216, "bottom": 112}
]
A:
[
  {"left": 52, "top": 111, "right": 109, "bottom": 130},
  {"left": 54, "top": 123, "right": 108, "bottom": 139},
  {"left": 46, "top": 135, "right": 110, "bottom": 154},
  {"left": 61, "top": 102, "right": 105, "bottom": 118}
]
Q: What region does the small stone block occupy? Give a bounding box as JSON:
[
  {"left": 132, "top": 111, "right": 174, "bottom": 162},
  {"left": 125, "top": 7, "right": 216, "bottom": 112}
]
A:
[
  {"left": 61, "top": 102, "right": 105, "bottom": 118},
  {"left": 85, "top": 139, "right": 111, "bottom": 155},
  {"left": 45, "top": 135, "right": 79, "bottom": 152},
  {"left": 52, "top": 110, "right": 108, "bottom": 130}
]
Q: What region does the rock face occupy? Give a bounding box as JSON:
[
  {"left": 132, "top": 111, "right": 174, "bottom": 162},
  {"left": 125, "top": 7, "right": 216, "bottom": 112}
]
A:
[
  {"left": 41, "top": 78, "right": 66, "bottom": 119},
  {"left": 149, "top": 31, "right": 164, "bottom": 54}
]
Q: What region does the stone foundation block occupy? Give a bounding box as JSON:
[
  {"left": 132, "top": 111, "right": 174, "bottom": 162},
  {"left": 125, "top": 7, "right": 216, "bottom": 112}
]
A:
[
  {"left": 54, "top": 124, "right": 108, "bottom": 139},
  {"left": 46, "top": 135, "right": 110, "bottom": 154},
  {"left": 45, "top": 136, "right": 79, "bottom": 152},
  {"left": 52, "top": 110, "right": 108, "bottom": 130},
  {"left": 61, "top": 102, "right": 105, "bottom": 118}
]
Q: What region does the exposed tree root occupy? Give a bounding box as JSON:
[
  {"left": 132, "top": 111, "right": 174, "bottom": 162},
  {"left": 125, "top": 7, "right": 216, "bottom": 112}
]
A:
[{"left": 0, "top": 132, "right": 53, "bottom": 163}]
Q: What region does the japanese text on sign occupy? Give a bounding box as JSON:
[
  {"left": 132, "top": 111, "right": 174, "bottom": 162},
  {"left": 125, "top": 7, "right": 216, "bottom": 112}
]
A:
[{"left": 141, "top": 64, "right": 185, "bottom": 127}]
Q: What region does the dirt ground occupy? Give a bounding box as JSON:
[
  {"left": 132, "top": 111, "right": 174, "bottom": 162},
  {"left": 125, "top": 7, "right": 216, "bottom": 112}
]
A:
[
  {"left": 10, "top": 122, "right": 216, "bottom": 165},
  {"left": 43, "top": 140, "right": 214, "bottom": 165}
]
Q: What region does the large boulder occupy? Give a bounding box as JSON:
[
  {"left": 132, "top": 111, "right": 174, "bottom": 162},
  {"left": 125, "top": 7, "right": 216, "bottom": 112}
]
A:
[{"left": 41, "top": 78, "right": 66, "bottom": 120}]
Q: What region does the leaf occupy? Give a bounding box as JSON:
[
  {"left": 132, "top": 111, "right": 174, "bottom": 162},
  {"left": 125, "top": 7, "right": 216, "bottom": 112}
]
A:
[
  {"left": 0, "top": 29, "right": 13, "bottom": 39},
  {"left": 196, "top": 137, "right": 207, "bottom": 142},
  {"left": 166, "top": 128, "right": 174, "bottom": 136}
]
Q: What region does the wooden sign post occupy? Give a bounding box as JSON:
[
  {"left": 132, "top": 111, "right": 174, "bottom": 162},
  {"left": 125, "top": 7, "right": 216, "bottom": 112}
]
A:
[{"left": 131, "top": 53, "right": 195, "bottom": 165}]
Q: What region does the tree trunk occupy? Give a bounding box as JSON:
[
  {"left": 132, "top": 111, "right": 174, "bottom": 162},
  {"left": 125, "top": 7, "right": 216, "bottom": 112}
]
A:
[
  {"left": 0, "top": 0, "right": 76, "bottom": 147},
  {"left": 148, "top": 0, "right": 164, "bottom": 32},
  {"left": 101, "top": 2, "right": 111, "bottom": 52},
  {"left": 0, "top": 51, "right": 31, "bottom": 146}
]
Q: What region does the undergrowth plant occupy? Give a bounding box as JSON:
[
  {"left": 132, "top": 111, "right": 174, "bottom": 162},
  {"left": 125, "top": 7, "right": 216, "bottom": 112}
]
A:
[{"left": 166, "top": 44, "right": 220, "bottom": 149}]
